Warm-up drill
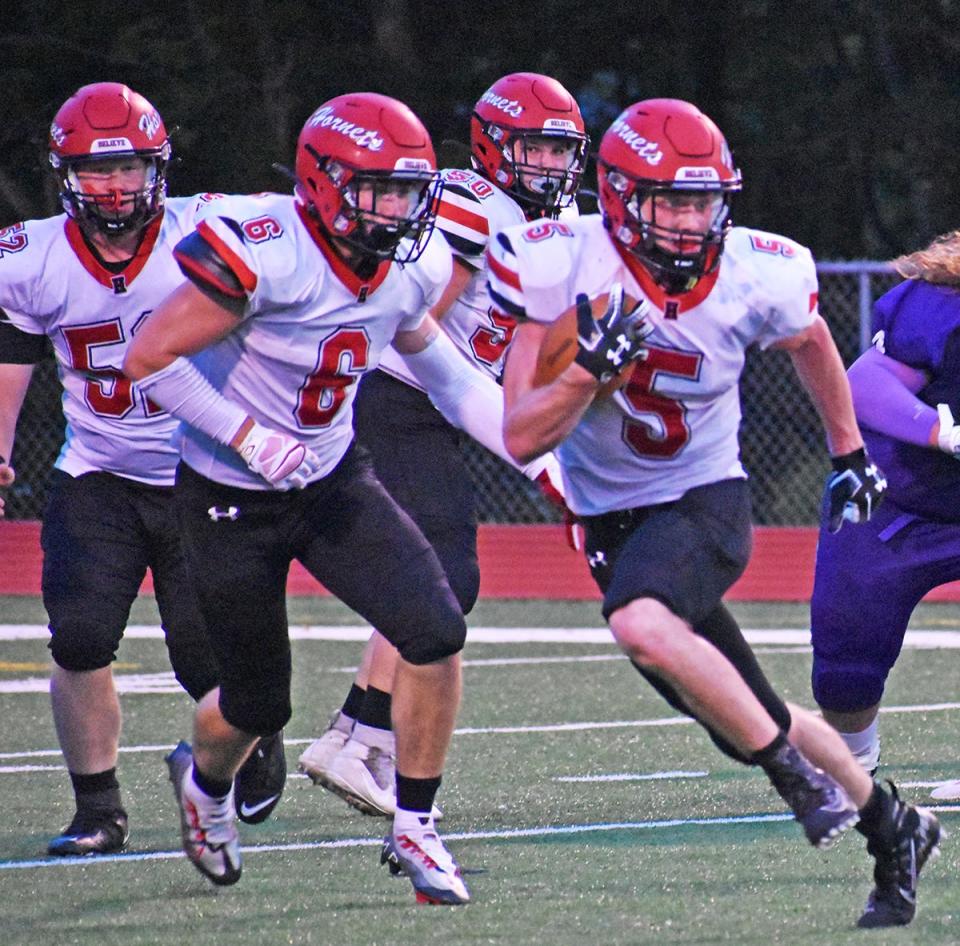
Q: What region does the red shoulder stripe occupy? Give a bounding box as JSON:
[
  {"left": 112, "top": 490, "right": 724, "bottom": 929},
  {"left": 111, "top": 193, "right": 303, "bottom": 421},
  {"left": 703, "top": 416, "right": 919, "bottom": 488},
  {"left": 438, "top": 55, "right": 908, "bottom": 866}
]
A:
[
  {"left": 195, "top": 220, "right": 257, "bottom": 292},
  {"left": 485, "top": 248, "right": 521, "bottom": 292},
  {"left": 437, "top": 199, "right": 490, "bottom": 235}
]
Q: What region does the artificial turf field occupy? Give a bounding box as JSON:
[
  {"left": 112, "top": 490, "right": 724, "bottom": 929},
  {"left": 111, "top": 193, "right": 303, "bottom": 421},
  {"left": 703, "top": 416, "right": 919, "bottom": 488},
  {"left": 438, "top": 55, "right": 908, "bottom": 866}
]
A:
[{"left": 1, "top": 595, "right": 958, "bottom": 946}]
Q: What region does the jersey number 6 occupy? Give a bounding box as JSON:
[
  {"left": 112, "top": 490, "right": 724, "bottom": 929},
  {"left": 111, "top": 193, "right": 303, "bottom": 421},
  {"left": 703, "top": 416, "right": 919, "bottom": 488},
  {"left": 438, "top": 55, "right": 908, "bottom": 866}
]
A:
[{"left": 296, "top": 327, "right": 370, "bottom": 428}]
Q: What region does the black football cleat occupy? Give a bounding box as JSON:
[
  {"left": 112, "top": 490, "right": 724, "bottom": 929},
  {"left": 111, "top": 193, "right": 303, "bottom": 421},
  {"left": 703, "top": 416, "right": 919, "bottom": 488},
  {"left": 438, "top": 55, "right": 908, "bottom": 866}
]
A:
[
  {"left": 235, "top": 730, "right": 286, "bottom": 825},
  {"left": 48, "top": 807, "right": 129, "bottom": 856},
  {"left": 762, "top": 741, "right": 859, "bottom": 848},
  {"left": 857, "top": 784, "right": 943, "bottom": 928}
]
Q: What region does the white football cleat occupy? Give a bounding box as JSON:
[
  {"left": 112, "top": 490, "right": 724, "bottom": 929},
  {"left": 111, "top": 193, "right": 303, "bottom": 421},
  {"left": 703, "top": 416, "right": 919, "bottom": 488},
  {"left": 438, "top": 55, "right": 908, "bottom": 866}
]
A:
[
  {"left": 325, "top": 739, "right": 397, "bottom": 817},
  {"left": 930, "top": 778, "right": 960, "bottom": 800},
  {"left": 166, "top": 740, "right": 241, "bottom": 886},
  {"left": 381, "top": 821, "right": 470, "bottom": 905},
  {"left": 306, "top": 735, "right": 442, "bottom": 820},
  {"left": 297, "top": 725, "right": 350, "bottom": 784}
]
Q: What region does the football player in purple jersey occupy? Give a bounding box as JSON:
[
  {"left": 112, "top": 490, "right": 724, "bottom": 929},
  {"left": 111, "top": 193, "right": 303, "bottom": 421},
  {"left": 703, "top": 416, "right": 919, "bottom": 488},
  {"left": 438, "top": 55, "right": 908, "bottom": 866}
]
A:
[
  {"left": 0, "top": 82, "right": 284, "bottom": 858},
  {"left": 811, "top": 230, "right": 960, "bottom": 802},
  {"left": 297, "top": 72, "right": 586, "bottom": 820},
  {"left": 494, "top": 98, "right": 941, "bottom": 928}
]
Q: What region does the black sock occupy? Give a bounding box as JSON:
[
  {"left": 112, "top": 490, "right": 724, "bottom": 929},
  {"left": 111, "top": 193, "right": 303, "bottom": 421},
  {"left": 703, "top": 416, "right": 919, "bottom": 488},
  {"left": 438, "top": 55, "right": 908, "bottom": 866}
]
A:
[
  {"left": 342, "top": 683, "right": 366, "bottom": 720},
  {"left": 357, "top": 686, "right": 392, "bottom": 731},
  {"left": 396, "top": 774, "right": 441, "bottom": 814},
  {"left": 750, "top": 730, "right": 789, "bottom": 768},
  {"left": 192, "top": 764, "right": 233, "bottom": 799},
  {"left": 855, "top": 781, "right": 892, "bottom": 840},
  {"left": 69, "top": 769, "right": 123, "bottom": 813}
]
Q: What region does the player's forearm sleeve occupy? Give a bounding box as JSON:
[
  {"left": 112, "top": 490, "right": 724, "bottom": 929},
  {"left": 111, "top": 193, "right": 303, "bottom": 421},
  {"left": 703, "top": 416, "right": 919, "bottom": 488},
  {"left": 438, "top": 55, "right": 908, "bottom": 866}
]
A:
[
  {"left": 399, "top": 331, "right": 523, "bottom": 468},
  {"left": 848, "top": 350, "right": 937, "bottom": 447},
  {"left": 136, "top": 356, "right": 248, "bottom": 446}
]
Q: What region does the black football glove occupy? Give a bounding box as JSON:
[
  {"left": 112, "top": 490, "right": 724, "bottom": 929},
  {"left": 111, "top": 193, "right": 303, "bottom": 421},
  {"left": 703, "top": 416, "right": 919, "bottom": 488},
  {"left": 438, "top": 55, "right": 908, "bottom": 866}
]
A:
[
  {"left": 573, "top": 283, "right": 653, "bottom": 384},
  {"left": 822, "top": 447, "right": 887, "bottom": 533}
]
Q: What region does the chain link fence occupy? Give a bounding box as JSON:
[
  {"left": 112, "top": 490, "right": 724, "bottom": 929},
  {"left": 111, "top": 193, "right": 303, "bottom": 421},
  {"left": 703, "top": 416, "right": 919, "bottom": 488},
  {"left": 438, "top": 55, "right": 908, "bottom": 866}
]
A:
[{"left": 4, "top": 262, "right": 900, "bottom": 524}]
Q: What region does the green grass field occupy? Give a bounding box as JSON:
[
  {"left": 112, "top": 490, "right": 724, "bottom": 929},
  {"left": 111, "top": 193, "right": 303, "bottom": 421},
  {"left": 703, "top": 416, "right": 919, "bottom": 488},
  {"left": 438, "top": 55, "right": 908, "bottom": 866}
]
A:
[{"left": 1, "top": 596, "right": 958, "bottom": 945}]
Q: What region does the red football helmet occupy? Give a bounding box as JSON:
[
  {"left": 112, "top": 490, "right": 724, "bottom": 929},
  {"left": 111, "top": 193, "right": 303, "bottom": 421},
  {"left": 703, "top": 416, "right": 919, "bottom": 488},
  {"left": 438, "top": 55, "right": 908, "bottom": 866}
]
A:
[
  {"left": 48, "top": 82, "right": 171, "bottom": 235},
  {"left": 294, "top": 93, "right": 442, "bottom": 265},
  {"left": 470, "top": 72, "right": 588, "bottom": 215},
  {"left": 598, "top": 99, "right": 742, "bottom": 292}
]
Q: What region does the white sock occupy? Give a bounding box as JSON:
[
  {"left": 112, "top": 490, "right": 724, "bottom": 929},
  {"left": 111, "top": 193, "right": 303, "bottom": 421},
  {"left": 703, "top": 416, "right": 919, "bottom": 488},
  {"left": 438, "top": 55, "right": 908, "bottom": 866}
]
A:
[
  {"left": 331, "top": 711, "right": 355, "bottom": 736},
  {"left": 394, "top": 806, "right": 434, "bottom": 834},
  {"left": 839, "top": 718, "right": 881, "bottom": 773},
  {"left": 352, "top": 722, "right": 395, "bottom": 754}
]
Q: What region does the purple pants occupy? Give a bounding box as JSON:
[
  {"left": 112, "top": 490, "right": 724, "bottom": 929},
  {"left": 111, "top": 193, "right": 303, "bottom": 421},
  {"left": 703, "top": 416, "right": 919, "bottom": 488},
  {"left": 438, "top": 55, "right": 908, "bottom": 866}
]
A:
[{"left": 811, "top": 499, "right": 960, "bottom": 712}]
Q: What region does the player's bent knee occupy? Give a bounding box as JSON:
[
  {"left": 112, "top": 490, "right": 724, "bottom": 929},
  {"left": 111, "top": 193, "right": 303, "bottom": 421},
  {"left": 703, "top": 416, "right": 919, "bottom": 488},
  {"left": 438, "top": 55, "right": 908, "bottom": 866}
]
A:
[
  {"left": 812, "top": 667, "right": 884, "bottom": 713},
  {"left": 608, "top": 599, "right": 681, "bottom": 669},
  {"left": 397, "top": 615, "right": 467, "bottom": 665},
  {"left": 221, "top": 690, "right": 291, "bottom": 737},
  {"left": 48, "top": 629, "right": 119, "bottom": 673}
]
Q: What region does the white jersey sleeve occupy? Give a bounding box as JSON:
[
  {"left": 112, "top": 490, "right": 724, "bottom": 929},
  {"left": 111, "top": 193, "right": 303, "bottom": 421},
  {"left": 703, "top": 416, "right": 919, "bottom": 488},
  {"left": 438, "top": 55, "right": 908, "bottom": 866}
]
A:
[{"left": 722, "top": 227, "right": 818, "bottom": 348}]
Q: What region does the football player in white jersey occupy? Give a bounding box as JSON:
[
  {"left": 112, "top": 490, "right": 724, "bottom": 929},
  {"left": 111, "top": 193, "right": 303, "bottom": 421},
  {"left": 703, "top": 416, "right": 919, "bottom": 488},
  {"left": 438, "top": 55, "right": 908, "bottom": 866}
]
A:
[
  {"left": 0, "top": 83, "right": 284, "bottom": 857},
  {"left": 493, "top": 99, "right": 940, "bottom": 928},
  {"left": 297, "top": 72, "right": 588, "bottom": 819},
  {"left": 119, "top": 92, "right": 524, "bottom": 904}
]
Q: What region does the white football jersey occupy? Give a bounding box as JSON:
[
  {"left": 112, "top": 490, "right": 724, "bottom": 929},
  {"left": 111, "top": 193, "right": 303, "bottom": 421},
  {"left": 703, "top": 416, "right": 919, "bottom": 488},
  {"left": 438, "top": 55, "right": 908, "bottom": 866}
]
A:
[
  {"left": 378, "top": 167, "right": 579, "bottom": 387},
  {"left": 488, "top": 214, "right": 818, "bottom": 515},
  {"left": 176, "top": 192, "right": 452, "bottom": 489},
  {"left": 0, "top": 195, "right": 225, "bottom": 485}
]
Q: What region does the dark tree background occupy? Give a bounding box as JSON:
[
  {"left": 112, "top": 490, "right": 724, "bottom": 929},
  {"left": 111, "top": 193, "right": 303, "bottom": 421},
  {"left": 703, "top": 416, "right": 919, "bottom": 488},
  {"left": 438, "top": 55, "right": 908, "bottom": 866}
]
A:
[{"left": 2, "top": 0, "right": 959, "bottom": 259}]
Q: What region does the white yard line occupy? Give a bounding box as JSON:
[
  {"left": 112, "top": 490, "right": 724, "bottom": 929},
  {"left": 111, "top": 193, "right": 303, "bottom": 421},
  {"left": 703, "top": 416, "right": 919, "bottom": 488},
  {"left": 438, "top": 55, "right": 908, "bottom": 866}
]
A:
[
  {"left": 2, "top": 624, "right": 960, "bottom": 646},
  {"left": 4, "top": 701, "right": 960, "bottom": 761},
  {"left": 3, "top": 806, "right": 959, "bottom": 873}
]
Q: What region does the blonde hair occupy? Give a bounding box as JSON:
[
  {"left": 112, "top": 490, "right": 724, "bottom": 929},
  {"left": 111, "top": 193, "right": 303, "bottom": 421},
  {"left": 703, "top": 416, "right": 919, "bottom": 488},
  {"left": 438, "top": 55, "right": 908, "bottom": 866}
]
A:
[{"left": 893, "top": 230, "right": 960, "bottom": 285}]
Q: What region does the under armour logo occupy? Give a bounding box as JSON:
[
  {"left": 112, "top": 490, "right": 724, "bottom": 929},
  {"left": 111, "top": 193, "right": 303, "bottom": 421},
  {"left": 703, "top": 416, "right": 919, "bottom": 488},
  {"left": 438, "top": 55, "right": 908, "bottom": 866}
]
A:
[
  {"left": 207, "top": 505, "right": 239, "bottom": 521},
  {"left": 587, "top": 550, "right": 607, "bottom": 568},
  {"left": 865, "top": 462, "right": 886, "bottom": 492},
  {"left": 111, "top": 275, "right": 127, "bottom": 294},
  {"left": 606, "top": 334, "right": 633, "bottom": 368}
]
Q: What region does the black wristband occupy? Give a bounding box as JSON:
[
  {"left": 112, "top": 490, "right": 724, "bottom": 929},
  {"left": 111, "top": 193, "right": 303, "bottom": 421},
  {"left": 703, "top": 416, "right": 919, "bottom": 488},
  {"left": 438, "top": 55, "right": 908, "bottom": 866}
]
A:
[{"left": 830, "top": 447, "right": 866, "bottom": 471}]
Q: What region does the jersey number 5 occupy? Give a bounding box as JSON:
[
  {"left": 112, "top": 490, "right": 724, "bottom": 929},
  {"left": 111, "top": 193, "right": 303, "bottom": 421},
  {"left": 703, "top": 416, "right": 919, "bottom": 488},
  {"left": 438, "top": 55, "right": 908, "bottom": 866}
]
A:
[
  {"left": 62, "top": 320, "right": 163, "bottom": 418},
  {"left": 619, "top": 347, "right": 702, "bottom": 458},
  {"left": 469, "top": 309, "right": 517, "bottom": 366}
]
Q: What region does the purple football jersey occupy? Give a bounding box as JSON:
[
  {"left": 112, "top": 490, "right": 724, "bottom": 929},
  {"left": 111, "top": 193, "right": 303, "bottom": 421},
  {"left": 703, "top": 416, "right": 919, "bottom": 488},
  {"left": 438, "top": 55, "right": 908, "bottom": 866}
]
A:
[{"left": 863, "top": 279, "right": 960, "bottom": 521}]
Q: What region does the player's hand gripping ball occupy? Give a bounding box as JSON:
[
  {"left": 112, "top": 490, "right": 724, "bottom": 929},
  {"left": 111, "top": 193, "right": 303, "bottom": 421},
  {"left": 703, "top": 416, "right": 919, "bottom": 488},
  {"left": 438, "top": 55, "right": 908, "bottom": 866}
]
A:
[{"left": 532, "top": 283, "right": 652, "bottom": 397}]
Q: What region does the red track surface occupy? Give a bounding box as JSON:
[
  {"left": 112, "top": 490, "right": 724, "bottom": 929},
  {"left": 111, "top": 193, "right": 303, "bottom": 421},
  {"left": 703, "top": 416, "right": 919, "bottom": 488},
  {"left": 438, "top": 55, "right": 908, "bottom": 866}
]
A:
[{"left": 2, "top": 520, "right": 959, "bottom": 601}]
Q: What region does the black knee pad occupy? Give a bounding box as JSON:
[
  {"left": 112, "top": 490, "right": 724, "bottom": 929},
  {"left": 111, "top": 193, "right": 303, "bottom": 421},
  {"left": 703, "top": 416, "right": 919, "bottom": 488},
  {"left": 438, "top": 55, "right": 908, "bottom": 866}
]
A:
[
  {"left": 171, "top": 665, "right": 220, "bottom": 703},
  {"left": 219, "top": 684, "right": 292, "bottom": 737},
  {"left": 48, "top": 622, "right": 121, "bottom": 672},
  {"left": 164, "top": 630, "right": 220, "bottom": 701},
  {"left": 398, "top": 612, "right": 467, "bottom": 665}
]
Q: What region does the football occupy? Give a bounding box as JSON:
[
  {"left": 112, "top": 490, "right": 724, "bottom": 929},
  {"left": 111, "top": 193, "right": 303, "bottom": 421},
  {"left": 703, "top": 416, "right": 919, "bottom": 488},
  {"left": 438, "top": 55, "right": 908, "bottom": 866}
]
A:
[{"left": 531, "top": 290, "right": 642, "bottom": 397}]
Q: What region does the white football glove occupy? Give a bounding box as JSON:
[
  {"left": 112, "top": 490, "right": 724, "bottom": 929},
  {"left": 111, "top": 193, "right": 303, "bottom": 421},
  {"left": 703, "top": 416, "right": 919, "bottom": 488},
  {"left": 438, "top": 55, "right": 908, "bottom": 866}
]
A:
[
  {"left": 937, "top": 404, "right": 960, "bottom": 458},
  {"left": 235, "top": 422, "right": 322, "bottom": 489}
]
